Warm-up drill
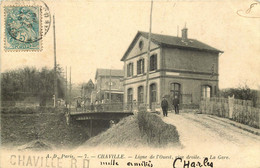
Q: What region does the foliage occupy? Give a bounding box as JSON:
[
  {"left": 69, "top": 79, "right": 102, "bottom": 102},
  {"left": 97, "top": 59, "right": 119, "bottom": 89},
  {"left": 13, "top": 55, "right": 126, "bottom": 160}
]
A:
[
  {"left": 1, "top": 66, "right": 66, "bottom": 104},
  {"left": 220, "top": 84, "right": 258, "bottom": 107},
  {"left": 1, "top": 108, "right": 89, "bottom": 148},
  {"left": 137, "top": 111, "right": 180, "bottom": 147}
]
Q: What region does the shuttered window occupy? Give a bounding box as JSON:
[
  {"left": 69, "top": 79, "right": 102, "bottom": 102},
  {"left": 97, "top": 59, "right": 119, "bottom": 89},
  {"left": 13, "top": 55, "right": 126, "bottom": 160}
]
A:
[
  {"left": 138, "top": 86, "right": 144, "bottom": 103},
  {"left": 127, "top": 63, "right": 133, "bottom": 77},
  {"left": 171, "top": 83, "right": 181, "bottom": 99},
  {"left": 137, "top": 59, "right": 144, "bottom": 74},
  {"left": 150, "top": 54, "right": 157, "bottom": 71},
  {"left": 127, "top": 88, "right": 133, "bottom": 103},
  {"left": 150, "top": 83, "right": 157, "bottom": 102}
]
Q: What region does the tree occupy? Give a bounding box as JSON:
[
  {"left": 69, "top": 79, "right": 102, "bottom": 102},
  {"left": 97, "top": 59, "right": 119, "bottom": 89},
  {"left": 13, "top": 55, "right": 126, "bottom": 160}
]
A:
[
  {"left": 1, "top": 66, "right": 66, "bottom": 106},
  {"left": 220, "top": 84, "right": 258, "bottom": 107}
]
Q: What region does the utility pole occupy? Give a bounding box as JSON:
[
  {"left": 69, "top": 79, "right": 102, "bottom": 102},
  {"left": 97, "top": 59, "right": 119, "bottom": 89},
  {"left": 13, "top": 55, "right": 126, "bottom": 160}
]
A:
[
  {"left": 144, "top": 0, "right": 153, "bottom": 110},
  {"left": 65, "top": 66, "right": 67, "bottom": 107},
  {"left": 177, "top": 25, "right": 179, "bottom": 37},
  {"left": 53, "top": 15, "right": 58, "bottom": 107},
  {"left": 109, "top": 69, "right": 112, "bottom": 110},
  {"left": 83, "top": 84, "right": 85, "bottom": 99},
  {"left": 69, "top": 66, "right": 71, "bottom": 112},
  {"left": 109, "top": 69, "right": 112, "bottom": 103}
]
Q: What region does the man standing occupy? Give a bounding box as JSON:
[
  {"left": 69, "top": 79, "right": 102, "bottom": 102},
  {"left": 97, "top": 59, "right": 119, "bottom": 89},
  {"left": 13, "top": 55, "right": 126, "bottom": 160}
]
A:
[
  {"left": 161, "top": 96, "right": 168, "bottom": 117},
  {"left": 173, "top": 96, "right": 180, "bottom": 114},
  {"left": 90, "top": 103, "right": 94, "bottom": 112}
]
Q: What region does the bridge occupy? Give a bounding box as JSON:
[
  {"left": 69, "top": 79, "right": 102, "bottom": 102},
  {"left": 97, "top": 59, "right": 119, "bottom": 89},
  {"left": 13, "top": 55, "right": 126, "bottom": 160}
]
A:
[
  {"left": 69, "top": 102, "right": 135, "bottom": 119},
  {"left": 68, "top": 102, "right": 162, "bottom": 120},
  {"left": 70, "top": 111, "right": 133, "bottom": 121},
  {"left": 67, "top": 102, "right": 135, "bottom": 136}
]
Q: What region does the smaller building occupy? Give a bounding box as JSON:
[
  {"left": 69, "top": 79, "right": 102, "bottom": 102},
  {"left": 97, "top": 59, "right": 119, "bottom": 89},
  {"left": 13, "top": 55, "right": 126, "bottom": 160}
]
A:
[
  {"left": 91, "top": 69, "right": 124, "bottom": 103},
  {"left": 81, "top": 79, "right": 95, "bottom": 104}
]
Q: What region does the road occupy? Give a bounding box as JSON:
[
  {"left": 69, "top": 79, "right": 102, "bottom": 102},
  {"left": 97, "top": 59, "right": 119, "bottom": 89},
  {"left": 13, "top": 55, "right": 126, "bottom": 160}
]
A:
[
  {"left": 162, "top": 112, "right": 260, "bottom": 150},
  {"left": 162, "top": 112, "right": 260, "bottom": 167}
]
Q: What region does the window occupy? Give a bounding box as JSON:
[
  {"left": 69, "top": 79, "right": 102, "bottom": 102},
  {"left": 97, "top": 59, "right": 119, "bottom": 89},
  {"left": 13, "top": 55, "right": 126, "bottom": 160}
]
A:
[
  {"left": 171, "top": 83, "right": 181, "bottom": 99},
  {"left": 127, "top": 63, "right": 133, "bottom": 77},
  {"left": 137, "top": 59, "right": 145, "bottom": 75},
  {"left": 201, "top": 85, "right": 212, "bottom": 98},
  {"left": 139, "top": 40, "right": 144, "bottom": 50},
  {"left": 150, "top": 83, "right": 157, "bottom": 102},
  {"left": 150, "top": 54, "right": 157, "bottom": 71},
  {"left": 127, "top": 88, "right": 133, "bottom": 103},
  {"left": 138, "top": 86, "right": 144, "bottom": 103}
]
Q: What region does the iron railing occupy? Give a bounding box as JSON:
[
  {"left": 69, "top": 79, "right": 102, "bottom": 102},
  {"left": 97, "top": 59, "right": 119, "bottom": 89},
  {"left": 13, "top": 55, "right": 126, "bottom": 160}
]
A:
[{"left": 72, "top": 102, "right": 161, "bottom": 113}]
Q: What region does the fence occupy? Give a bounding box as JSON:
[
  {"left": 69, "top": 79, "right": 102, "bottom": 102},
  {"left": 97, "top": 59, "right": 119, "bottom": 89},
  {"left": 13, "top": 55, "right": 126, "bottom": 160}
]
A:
[
  {"left": 200, "top": 96, "right": 260, "bottom": 128},
  {"left": 73, "top": 100, "right": 199, "bottom": 114},
  {"left": 2, "top": 101, "right": 40, "bottom": 107},
  {"left": 1, "top": 106, "right": 67, "bottom": 114},
  {"left": 74, "top": 102, "right": 133, "bottom": 113},
  {"left": 1, "top": 100, "right": 55, "bottom": 107},
  {"left": 73, "top": 102, "right": 162, "bottom": 113}
]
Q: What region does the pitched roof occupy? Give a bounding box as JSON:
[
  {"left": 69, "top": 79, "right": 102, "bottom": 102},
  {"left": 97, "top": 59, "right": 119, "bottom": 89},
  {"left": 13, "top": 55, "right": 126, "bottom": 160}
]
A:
[
  {"left": 121, "top": 31, "right": 223, "bottom": 61},
  {"left": 87, "top": 79, "right": 94, "bottom": 86},
  {"left": 95, "top": 68, "right": 124, "bottom": 79}
]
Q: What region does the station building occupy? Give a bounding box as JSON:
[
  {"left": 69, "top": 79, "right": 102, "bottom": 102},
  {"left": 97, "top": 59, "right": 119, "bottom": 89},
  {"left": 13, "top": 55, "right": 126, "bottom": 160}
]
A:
[{"left": 121, "top": 27, "right": 223, "bottom": 110}]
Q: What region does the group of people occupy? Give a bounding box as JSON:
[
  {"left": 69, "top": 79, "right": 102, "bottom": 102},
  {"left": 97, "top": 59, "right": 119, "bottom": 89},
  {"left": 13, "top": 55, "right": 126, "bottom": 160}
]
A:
[
  {"left": 161, "top": 96, "right": 179, "bottom": 117},
  {"left": 76, "top": 99, "right": 95, "bottom": 112},
  {"left": 75, "top": 99, "right": 102, "bottom": 112},
  {"left": 75, "top": 97, "right": 179, "bottom": 115}
]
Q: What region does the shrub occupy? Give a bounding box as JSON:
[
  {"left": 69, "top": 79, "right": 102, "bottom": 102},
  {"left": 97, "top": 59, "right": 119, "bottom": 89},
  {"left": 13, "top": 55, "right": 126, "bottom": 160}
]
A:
[{"left": 137, "top": 111, "right": 180, "bottom": 147}]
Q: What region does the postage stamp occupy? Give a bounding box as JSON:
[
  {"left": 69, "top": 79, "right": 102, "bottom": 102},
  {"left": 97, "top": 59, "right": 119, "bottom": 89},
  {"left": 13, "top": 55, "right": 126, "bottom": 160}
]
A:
[{"left": 4, "top": 6, "right": 42, "bottom": 51}]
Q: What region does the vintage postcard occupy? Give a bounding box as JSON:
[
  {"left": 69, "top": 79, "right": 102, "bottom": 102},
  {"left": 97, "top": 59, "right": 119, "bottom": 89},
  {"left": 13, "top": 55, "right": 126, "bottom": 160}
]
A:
[{"left": 1, "top": 0, "right": 260, "bottom": 168}]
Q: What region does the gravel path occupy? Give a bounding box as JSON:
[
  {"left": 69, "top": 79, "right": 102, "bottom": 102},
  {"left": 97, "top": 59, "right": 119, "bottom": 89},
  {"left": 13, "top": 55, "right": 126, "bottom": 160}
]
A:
[
  {"left": 162, "top": 112, "right": 260, "bottom": 167},
  {"left": 162, "top": 112, "right": 260, "bottom": 150}
]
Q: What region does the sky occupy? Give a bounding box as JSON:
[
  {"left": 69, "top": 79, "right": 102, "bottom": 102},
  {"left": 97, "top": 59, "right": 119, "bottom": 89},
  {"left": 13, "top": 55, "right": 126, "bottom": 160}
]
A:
[{"left": 1, "top": 0, "right": 260, "bottom": 89}]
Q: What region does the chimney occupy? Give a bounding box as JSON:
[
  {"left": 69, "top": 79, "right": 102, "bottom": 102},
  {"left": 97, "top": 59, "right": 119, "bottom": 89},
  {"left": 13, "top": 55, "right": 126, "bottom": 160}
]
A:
[{"left": 181, "top": 24, "right": 188, "bottom": 40}]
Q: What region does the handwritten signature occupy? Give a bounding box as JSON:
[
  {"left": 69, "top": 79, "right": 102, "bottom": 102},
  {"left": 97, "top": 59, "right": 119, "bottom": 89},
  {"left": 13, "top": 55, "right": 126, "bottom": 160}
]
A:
[
  {"left": 173, "top": 157, "right": 213, "bottom": 168},
  {"left": 237, "top": 1, "right": 260, "bottom": 18}
]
